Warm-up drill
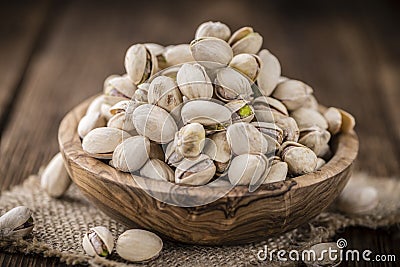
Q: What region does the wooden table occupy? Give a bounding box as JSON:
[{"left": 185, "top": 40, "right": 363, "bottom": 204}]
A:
[{"left": 0, "top": 0, "right": 399, "bottom": 266}]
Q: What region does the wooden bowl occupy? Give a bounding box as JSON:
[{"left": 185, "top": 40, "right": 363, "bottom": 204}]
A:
[{"left": 59, "top": 96, "right": 358, "bottom": 245}]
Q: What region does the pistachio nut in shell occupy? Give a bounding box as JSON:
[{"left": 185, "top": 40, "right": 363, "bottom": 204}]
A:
[
  {"left": 134, "top": 83, "right": 150, "bottom": 103},
  {"left": 215, "top": 67, "right": 253, "bottom": 102},
  {"left": 225, "top": 99, "right": 255, "bottom": 123},
  {"left": 82, "top": 226, "right": 114, "bottom": 257},
  {"left": 228, "top": 26, "right": 263, "bottom": 55},
  {"left": 0, "top": 206, "right": 34, "bottom": 240},
  {"left": 163, "top": 44, "right": 195, "bottom": 67},
  {"left": 82, "top": 127, "right": 131, "bottom": 159},
  {"left": 323, "top": 107, "right": 342, "bottom": 135},
  {"left": 338, "top": 108, "right": 356, "bottom": 133},
  {"left": 275, "top": 116, "right": 300, "bottom": 142},
  {"left": 125, "top": 44, "right": 158, "bottom": 84},
  {"left": 133, "top": 104, "right": 178, "bottom": 144},
  {"left": 176, "top": 63, "right": 213, "bottom": 100},
  {"left": 190, "top": 37, "right": 233, "bottom": 66},
  {"left": 291, "top": 108, "right": 328, "bottom": 130},
  {"left": 226, "top": 122, "right": 269, "bottom": 155},
  {"left": 229, "top": 53, "right": 261, "bottom": 81},
  {"left": 175, "top": 154, "right": 216, "bottom": 186},
  {"left": 315, "top": 158, "right": 326, "bottom": 171},
  {"left": 140, "top": 159, "right": 174, "bottom": 182},
  {"left": 251, "top": 121, "right": 283, "bottom": 153},
  {"left": 165, "top": 141, "right": 184, "bottom": 167},
  {"left": 202, "top": 131, "right": 231, "bottom": 175},
  {"left": 116, "top": 229, "right": 163, "bottom": 262},
  {"left": 41, "top": 153, "right": 71, "bottom": 198},
  {"left": 104, "top": 76, "right": 137, "bottom": 99},
  {"left": 148, "top": 75, "right": 183, "bottom": 112},
  {"left": 174, "top": 123, "right": 205, "bottom": 158},
  {"left": 86, "top": 95, "right": 105, "bottom": 115},
  {"left": 252, "top": 96, "right": 289, "bottom": 122},
  {"left": 336, "top": 180, "right": 378, "bottom": 214},
  {"left": 256, "top": 49, "right": 281, "bottom": 96},
  {"left": 195, "top": 21, "right": 231, "bottom": 41},
  {"left": 279, "top": 141, "right": 317, "bottom": 176},
  {"left": 112, "top": 136, "right": 150, "bottom": 172},
  {"left": 272, "top": 80, "right": 313, "bottom": 111},
  {"left": 78, "top": 112, "right": 106, "bottom": 138},
  {"left": 298, "top": 126, "right": 331, "bottom": 156},
  {"left": 263, "top": 159, "right": 288, "bottom": 184},
  {"left": 107, "top": 111, "right": 138, "bottom": 136},
  {"left": 228, "top": 153, "right": 269, "bottom": 186}
]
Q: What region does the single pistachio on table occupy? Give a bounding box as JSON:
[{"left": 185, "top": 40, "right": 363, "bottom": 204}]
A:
[
  {"left": 228, "top": 153, "right": 269, "bottom": 186},
  {"left": 125, "top": 44, "right": 158, "bottom": 85},
  {"left": 195, "top": 21, "right": 231, "bottom": 41},
  {"left": 140, "top": 158, "right": 175, "bottom": 182},
  {"left": 291, "top": 108, "right": 328, "bottom": 130},
  {"left": 202, "top": 131, "right": 231, "bottom": 176},
  {"left": 174, "top": 123, "right": 205, "bottom": 158},
  {"left": 214, "top": 67, "right": 253, "bottom": 102},
  {"left": 82, "top": 127, "right": 131, "bottom": 159},
  {"left": 180, "top": 99, "right": 232, "bottom": 134},
  {"left": 82, "top": 226, "right": 114, "bottom": 257},
  {"left": 103, "top": 76, "right": 137, "bottom": 105},
  {"left": 116, "top": 229, "right": 163, "bottom": 262},
  {"left": 41, "top": 152, "right": 71, "bottom": 198},
  {"left": 148, "top": 75, "right": 183, "bottom": 113},
  {"left": 229, "top": 53, "right": 262, "bottom": 81},
  {"left": 225, "top": 99, "right": 255, "bottom": 123},
  {"left": 252, "top": 96, "right": 289, "bottom": 123},
  {"left": 272, "top": 80, "right": 313, "bottom": 111},
  {"left": 226, "top": 122, "right": 269, "bottom": 155},
  {"left": 262, "top": 156, "right": 288, "bottom": 184},
  {"left": 175, "top": 154, "right": 216, "bottom": 186},
  {"left": 176, "top": 63, "right": 214, "bottom": 100},
  {"left": 278, "top": 141, "right": 317, "bottom": 176},
  {"left": 302, "top": 243, "right": 342, "bottom": 267},
  {"left": 163, "top": 44, "right": 195, "bottom": 67},
  {"left": 112, "top": 136, "right": 150, "bottom": 173},
  {"left": 256, "top": 49, "right": 281, "bottom": 96},
  {"left": 228, "top": 26, "right": 263, "bottom": 55},
  {"left": 78, "top": 112, "right": 106, "bottom": 139},
  {"left": 133, "top": 104, "right": 178, "bottom": 144},
  {"left": 0, "top": 206, "right": 34, "bottom": 240},
  {"left": 134, "top": 82, "right": 150, "bottom": 103},
  {"left": 190, "top": 37, "right": 233, "bottom": 66}
]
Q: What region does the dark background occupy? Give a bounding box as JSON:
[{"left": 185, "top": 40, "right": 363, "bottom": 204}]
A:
[{"left": 0, "top": 0, "right": 399, "bottom": 266}]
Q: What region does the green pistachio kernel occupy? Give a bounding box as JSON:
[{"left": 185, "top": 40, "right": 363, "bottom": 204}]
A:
[{"left": 238, "top": 105, "right": 253, "bottom": 118}]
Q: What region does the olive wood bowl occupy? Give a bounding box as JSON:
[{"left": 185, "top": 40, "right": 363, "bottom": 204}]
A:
[{"left": 59, "top": 96, "right": 359, "bottom": 245}]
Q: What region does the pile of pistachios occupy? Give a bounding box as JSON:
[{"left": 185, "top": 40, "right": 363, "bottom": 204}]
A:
[{"left": 78, "top": 21, "right": 355, "bottom": 187}]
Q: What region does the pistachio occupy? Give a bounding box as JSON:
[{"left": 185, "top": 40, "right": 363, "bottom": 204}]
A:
[
  {"left": 338, "top": 108, "right": 356, "bottom": 133},
  {"left": 298, "top": 126, "right": 331, "bottom": 156},
  {"left": 82, "top": 226, "right": 114, "bottom": 257},
  {"left": 291, "top": 108, "right": 328, "bottom": 130},
  {"left": 140, "top": 159, "right": 174, "bottom": 182},
  {"left": 225, "top": 100, "right": 255, "bottom": 123},
  {"left": 165, "top": 141, "right": 184, "bottom": 167},
  {"left": 86, "top": 95, "right": 106, "bottom": 115},
  {"left": 163, "top": 44, "right": 195, "bottom": 67},
  {"left": 315, "top": 158, "right": 326, "bottom": 171},
  {"left": 0, "top": 206, "right": 34, "bottom": 240},
  {"left": 107, "top": 111, "right": 138, "bottom": 136},
  {"left": 228, "top": 26, "right": 263, "bottom": 55},
  {"left": 215, "top": 67, "right": 253, "bottom": 102},
  {"left": 263, "top": 157, "right": 288, "bottom": 184},
  {"left": 323, "top": 107, "right": 342, "bottom": 135},
  {"left": 226, "top": 122, "right": 269, "bottom": 155},
  {"left": 103, "top": 76, "right": 136, "bottom": 105},
  {"left": 174, "top": 123, "right": 205, "bottom": 158},
  {"left": 337, "top": 182, "right": 378, "bottom": 214},
  {"left": 228, "top": 153, "right": 269, "bottom": 186},
  {"left": 251, "top": 121, "right": 283, "bottom": 153},
  {"left": 116, "top": 229, "right": 163, "bottom": 262},
  {"left": 229, "top": 53, "right": 261, "bottom": 81},
  {"left": 78, "top": 112, "right": 106, "bottom": 139},
  {"left": 148, "top": 76, "right": 183, "bottom": 112},
  {"left": 134, "top": 83, "right": 150, "bottom": 103},
  {"left": 256, "top": 49, "right": 281, "bottom": 96},
  {"left": 190, "top": 37, "right": 233, "bottom": 66},
  {"left": 272, "top": 80, "right": 313, "bottom": 111},
  {"left": 112, "top": 136, "right": 150, "bottom": 172},
  {"left": 195, "top": 21, "right": 231, "bottom": 41},
  {"left": 145, "top": 43, "right": 167, "bottom": 69},
  {"left": 202, "top": 131, "right": 231, "bottom": 175},
  {"left": 279, "top": 141, "right": 317, "bottom": 176},
  {"left": 252, "top": 96, "right": 289, "bottom": 122},
  {"left": 125, "top": 44, "right": 158, "bottom": 84},
  {"left": 41, "top": 153, "right": 71, "bottom": 198},
  {"left": 176, "top": 63, "right": 213, "bottom": 100},
  {"left": 175, "top": 154, "right": 216, "bottom": 185},
  {"left": 275, "top": 116, "right": 300, "bottom": 142}
]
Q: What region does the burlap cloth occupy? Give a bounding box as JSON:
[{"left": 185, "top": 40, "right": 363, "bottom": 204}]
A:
[{"left": 1, "top": 172, "right": 399, "bottom": 266}]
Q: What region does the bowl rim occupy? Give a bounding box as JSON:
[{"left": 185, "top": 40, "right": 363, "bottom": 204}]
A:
[{"left": 59, "top": 95, "right": 359, "bottom": 199}]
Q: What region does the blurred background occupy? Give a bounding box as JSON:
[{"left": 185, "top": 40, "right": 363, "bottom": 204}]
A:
[{"left": 0, "top": 0, "right": 399, "bottom": 266}]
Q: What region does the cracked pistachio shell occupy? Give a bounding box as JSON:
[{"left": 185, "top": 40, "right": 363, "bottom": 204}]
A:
[
  {"left": 100, "top": 103, "right": 113, "bottom": 121},
  {"left": 174, "top": 123, "right": 205, "bottom": 158},
  {"left": 229, "top": 53, "right": 262, "bottom": 81},
  {"left": 86, "top": 95, "right": 105, "bottom": 115},
  {"left": 133, "top": 104, "right": 178, "bottom": 144},
  {"left": 181, "top": 100, "right": 232, "bottom": 128},
  {"left": 165, "top": 141, "right": 183, "bottom": 167},
  {"left": 190, "top": 37, "right": 233, "bottom": 65},
  {"left": 228, "top": 27, "right": 263, "bottom": 55},
  {"left": 125, "top": 44, "right": 158, "bottom": 84},
  {"left": 109, "top": 100, "right": 139, "bottom": 116},
  {"left": 104, "top": 76, "right": 137, "bottom": 99},
  {"left": 291, "top": 108, "right": 328, "bottom": 130},
  {"left": 107, "top": 112, "right": 138, "bottom": 136},
  {"left": 112, "top": 136, "right": 150, "bottom": 172},
  {"left": 251, "top": 122, "right": 284, "bottom": 153},
  {"left": 176, "top": 63, "right": 213, "bottom": 100},
  {"left": 163, "top": 44, "right": 195, "bottom": 67},
  {"left": 256, "top": 49, "right": 281, "bottom": 96},
  {"left": 82, "top": 226, "right": 114, "bottom": 257},
  {"left": 140, "top": 159, "right": 174, "bottom": 182},
  {"left": 148, "top": 76, "right": 183, "bottom": 113},
  {"left": 0, "top": 206, "right": 34, "bottom": 240},
  {"left": 225, "top": 100, "right": 255, "bottom": 123},
  {"left": 323, "top": 107, "right": 342, "bottom": 135},
  {"left": 82, "top": 127, "right": 131, "bottom": 159},
  {"left": 338, "top": 108, "right": 356, "bottom": 133},
  {"left": 144, "top": 43, "right": 164, "bottom": 57},
  {"left": 215, "top": 67, "right": 253, "bottom": 102},
  {"left": 279, "top": 141, "right": 317, "bottom": 175},
  {"left": 275, "top": 116, "right": 300, "bottom": 142},
  {"left": 134, "top": 83, "right": 150, "bottom": 103},
  {"left": 41, "top": 153, "right": 71, "bottom": 198},
  {"left": 228, "top": 153, "right": 269, "bottom": 186},
  {"left": 272, "top": 80, "right": 313, "bottom": 111},
  {"left": 203, "top": 131, "right": 231, "bottom": 164},
  {"left": 263, "top": 159, "right": 288, "bottom": 184},
  {"left": 78, "top": 112, "right": 106, "bottom": 139},
  {"left": 195, "top": 21, "right": 231, "bottom": 41},
  {"left": 337, "top": 182, "right": 378, "bottom": 214},
  {"left": 116, "top": 229, "right": 163, "bottom": 262},
  {"left": 175, "top": 154, "right": 216, "bottom": 186},
  {"left": 253, "top": 96, "right": 289, "bottom": 122},
  {"left": 298, "top": 126, "right": 331, "bottom": 156},
  {"left": 303, "top": 243, "right": 342, "bottom": 267},
  {"left": 227, "top": 122, "right": 269, "bottom": 155}
]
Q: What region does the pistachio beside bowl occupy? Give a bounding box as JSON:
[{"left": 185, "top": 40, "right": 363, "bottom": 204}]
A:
[{"left": 58, "top": 20, "right": 359, "bottom": 245}]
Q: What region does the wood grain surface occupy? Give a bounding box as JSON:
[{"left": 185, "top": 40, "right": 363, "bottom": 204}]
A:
[{"left": 0, "top": 0, "right": 399, "bottom": 265}]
